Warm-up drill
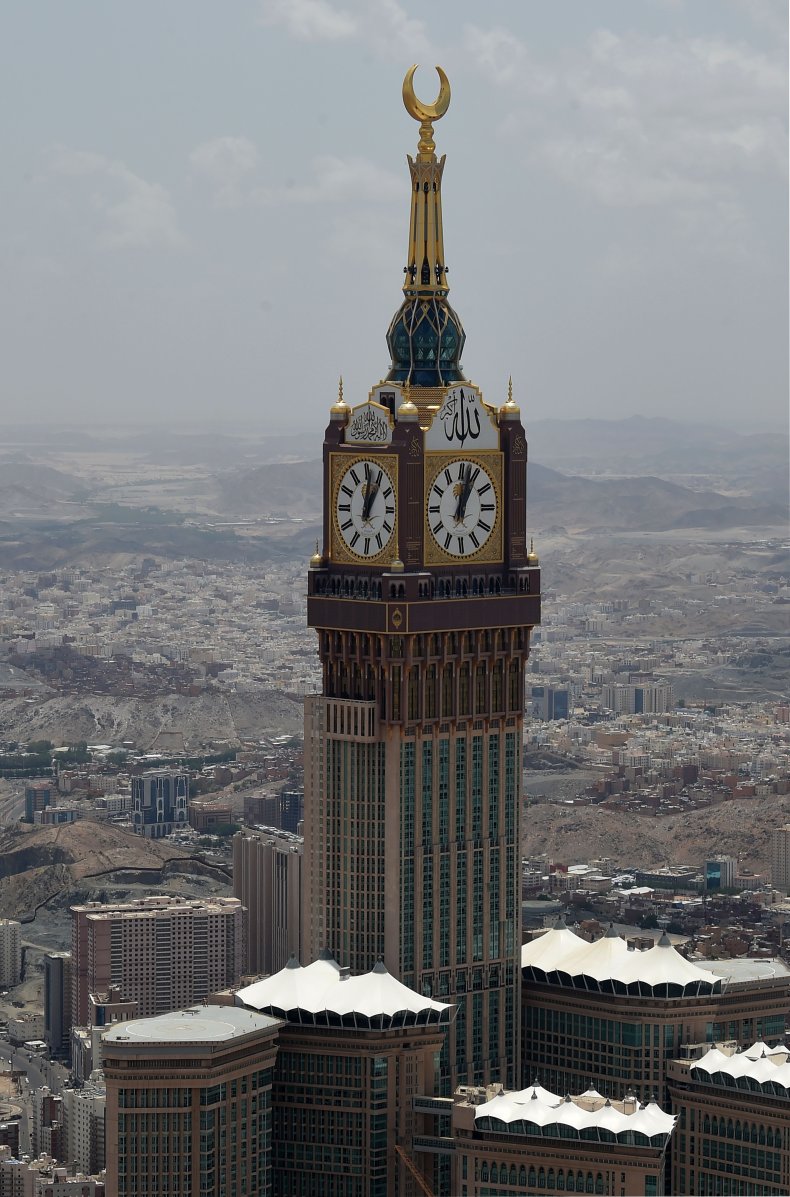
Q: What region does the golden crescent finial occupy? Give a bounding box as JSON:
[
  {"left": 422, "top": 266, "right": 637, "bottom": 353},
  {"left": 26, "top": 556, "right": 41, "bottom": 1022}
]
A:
[{"left": 402, "top": 64, "right": 451, "bottom": 123}]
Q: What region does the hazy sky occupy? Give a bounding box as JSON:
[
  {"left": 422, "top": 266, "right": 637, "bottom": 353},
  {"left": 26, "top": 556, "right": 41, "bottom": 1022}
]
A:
[{"left": 1, "top": 0, "right": 787, "bottom": 432}]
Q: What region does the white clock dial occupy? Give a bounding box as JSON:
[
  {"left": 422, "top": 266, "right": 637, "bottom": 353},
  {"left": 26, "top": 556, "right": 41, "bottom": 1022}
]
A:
[
  {"left": 428, "top": 459, "right": 498, "bottom": 558},
  {"left": 335, "top": 458, "right": 396, "bottom": 559}
]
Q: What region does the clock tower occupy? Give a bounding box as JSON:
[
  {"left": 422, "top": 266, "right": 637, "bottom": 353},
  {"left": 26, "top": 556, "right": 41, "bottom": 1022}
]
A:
[{"left": 303, "top": 66, "right": 540, "bottom": 1091}]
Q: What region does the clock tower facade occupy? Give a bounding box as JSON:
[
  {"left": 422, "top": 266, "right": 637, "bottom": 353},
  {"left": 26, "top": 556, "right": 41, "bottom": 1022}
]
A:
[{"left": 303, "top": 66, "right": 540, "bottom": 1091}]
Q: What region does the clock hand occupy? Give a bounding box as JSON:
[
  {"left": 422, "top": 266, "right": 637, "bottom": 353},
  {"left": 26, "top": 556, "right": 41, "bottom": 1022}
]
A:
[
  {"left": 362, "top": 469, "right": 382, "bottom": 522},
  {"left": 455, "top": 465, "right": 475, "bottom": 523},
  {"left": 453, "top": 464, "right": 471, "bottom": 523}
]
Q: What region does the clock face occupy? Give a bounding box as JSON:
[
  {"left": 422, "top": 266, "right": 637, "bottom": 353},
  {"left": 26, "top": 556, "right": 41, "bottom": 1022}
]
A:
[
  {"left": 334, "top": 458, "right": 396, "bottom": 559},
  {"left": 427, "top": 458, "right": 498, "bottom": 558}
]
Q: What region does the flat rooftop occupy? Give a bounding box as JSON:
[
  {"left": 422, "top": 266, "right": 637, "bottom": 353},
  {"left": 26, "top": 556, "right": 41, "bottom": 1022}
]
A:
[
  {"left": 696, "top": 957, "right": 790, "bottom": 985},
  {"left": 103, "top": 1004, "right": 280, "bottom": 1046}
]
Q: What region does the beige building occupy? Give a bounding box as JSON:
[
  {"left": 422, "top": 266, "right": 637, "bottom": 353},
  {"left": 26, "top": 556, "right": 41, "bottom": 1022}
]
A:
[
  {"left": 232, "top": 825, "right": 302, "bottom": 975},
  {"left": 0, "top": 1147, "right": 105, "bottom": 1194},
  {"left": 452, "top": 1082, "right": 675, "bottom": 1196},
  {"left": 0, "top": 920, "right": 21, "bottom": 989},
  {"left": 70, "top": 895, "right": 245, "bottom": 1026},
  {"left": 60, "top": 1077, "right": 106, "bottom": 1177},
  {"left": 668, "top": 1040, "right": 790, "bottom": 1195},
  {"left": 102, "top": 1004, "right": 280, "bottom": 1197},
  {"left": 772, "top": 824, "right": 790, "bottom": 893}
]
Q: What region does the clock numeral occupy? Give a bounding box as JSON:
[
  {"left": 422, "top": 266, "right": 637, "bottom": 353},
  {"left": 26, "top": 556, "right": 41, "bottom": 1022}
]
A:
[
  {"left": 469, "top": 467, "right": 480, "bottom": 486},
  {"left": 341, "top": 484, "right": 353, "bottom": 497},
  {"left": 375, "top": 533, "right": 382, "bottom": 549},
  {"left": 382, "top": 520, "right": 392, "bottom": 533},
  {"left": 364, "top": 462, "right": 370, "bottom": 478},
  {"left": 341, "top": 519, "right": 353, "bottom": 531},
  {"left": 432, "top": 521, "right": 444, "bottom": 535},
  {"left": 364, "top": 537, "right": 370, "bottom": 555},
  {"left": 458, "top": 537, "right": 465, "bottom": 554},
  {"left": 444, "top": 468, "right": 452, "bottom": 485},
  {"left": 338, "top": 503, "right": 351, "bottom": 512},
  {"left": 481, "top": 502, "right": 495, "bottom": 512},
  {"left": 458, "top": 463, "right": 466, "bottom": 480},
  {"left": 432, "top": 483, "right": 442, "bottom": 497},
  {"left": 382, "top": 486, "right": 392, "bottom": 499},
  {"left": 444, "top": 532, "right": 452, "bottom": 550},
  {"left": 429, "top": 504, "right": 440, "bottom": 514},
  {"left": 479, "top": 482, "right": 491, "bottom": 495},
  {"left": 385, "top": 505, "right": 395, "bottom": 515},
  {"left": 350, "top": 469, "right": 360, "bottom": 485},
  {"left": 350, "top": 531, "right": 360, "bottom": 548},
  {"left": 470, "top": 531, "right": 480, "bottom": 548},
  {"left": 478, "top": 520, "right": 491, "bottom": 533}
]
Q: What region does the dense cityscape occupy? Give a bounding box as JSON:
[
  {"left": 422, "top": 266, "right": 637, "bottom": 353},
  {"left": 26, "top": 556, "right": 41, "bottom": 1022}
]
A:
[{"left": 0, "top": 6, "right": 788, "bottom": 1196}]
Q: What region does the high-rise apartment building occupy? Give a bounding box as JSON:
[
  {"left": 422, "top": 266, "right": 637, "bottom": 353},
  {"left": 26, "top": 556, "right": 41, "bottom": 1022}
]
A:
[
  {"left": 0, "top": 920, "right": 21, "bottom": 989},
  {"left": 24, "top": 780, "right": 52, "bottom": 822},
  {"left": 233, "top": 826, "right": 302, "bottom": 976},
  {"left": 772, "top": 824, "right": 790, "bottom": 893},
  {"left": 43, "top": 951, "right": 71, "bottom": 1057},
  {"left": 70, "top": 895, "right": 245, "bottom": 1026},
  {"left": 602, "top": 680, "right": 673, "bottom": 715},
  {"left": 130, "top": 769, "right": 188, "bottom": 837},
  {"left": 102, "top": 1005, "right": 280, "bottom": 1197},
  {"left": 302, "top": 65, "right": 540, "bottom": 1091}
]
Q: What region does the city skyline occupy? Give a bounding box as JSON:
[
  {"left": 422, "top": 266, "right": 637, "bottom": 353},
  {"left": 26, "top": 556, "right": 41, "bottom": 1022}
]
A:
[{"left": 1, "top": 0, "right": 786, "bottom": 431}]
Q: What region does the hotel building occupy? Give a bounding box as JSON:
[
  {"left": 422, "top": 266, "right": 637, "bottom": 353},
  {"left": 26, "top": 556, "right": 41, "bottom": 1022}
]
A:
[
  {"left": 102, "top": 1004, "right": 280, "bottom": 1197},
  {"left": 668, "top": 1040, "right": 790, "bottom": 1196},
  {"left": 521, "top": 921, "right": 790, "bottom": 1103},
  {"left": 232, "top": 950, "right": 451, "bottom": 1196},
  {"left": 302, "top": 63, "right": 540, "bottom": 1092},
  {"left": 453, "top": 1081, "right": 675, "bottom": 1197}
]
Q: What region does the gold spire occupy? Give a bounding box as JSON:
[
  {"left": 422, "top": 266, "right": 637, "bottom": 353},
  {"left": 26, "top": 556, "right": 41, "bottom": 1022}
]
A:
[
  {"left": 397, "top": 376, "right": 418, "bottom": 421},
  {"left": 330, "top": 374, "right": 349, "bottom": 418},
  {"left": 401, "top": 65, "right": 451, "bottom": 298},
  {"left": 309, "top": 539, "right": 324, "bottom": 569},
  {"left": 500, "top": 374, "right": 521, "bottom": 419},
  {"left": 527, "top": 537, "right": 539, "bottom": 565}
]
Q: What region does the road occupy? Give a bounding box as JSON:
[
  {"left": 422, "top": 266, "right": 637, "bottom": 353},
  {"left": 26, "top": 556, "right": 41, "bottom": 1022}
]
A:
[
  {"left": 0, "top": 1041, "right": 70, "bottom": 1153},
  {"left": 0, "top": 785, "right": 25, "bottom": 826}
]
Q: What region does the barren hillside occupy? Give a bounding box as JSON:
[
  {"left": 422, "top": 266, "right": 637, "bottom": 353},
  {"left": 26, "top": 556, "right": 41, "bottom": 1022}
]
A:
[
  {"left": 0, "top": 820, "right": 188, "bottom": 919},
  {"left": 523, "top": 793, "right": 790, "bottom": 876},
  {"left": 0, "top": 689, "right": 303, "bottom": 750}
]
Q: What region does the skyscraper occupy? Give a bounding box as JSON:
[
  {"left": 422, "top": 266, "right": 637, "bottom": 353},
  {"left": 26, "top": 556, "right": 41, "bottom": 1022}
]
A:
[{"left": 302, "top": 65, "right": 540, "bottom": 1090}]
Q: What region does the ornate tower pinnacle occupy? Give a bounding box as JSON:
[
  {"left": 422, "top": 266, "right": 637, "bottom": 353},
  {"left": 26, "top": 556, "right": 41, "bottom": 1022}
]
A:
[
  {"left": 401, "top": 64, "right": 450, "bottom": 297},
  {"left": 387, "top": 65, "right": 466, "bottom": 393}
]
